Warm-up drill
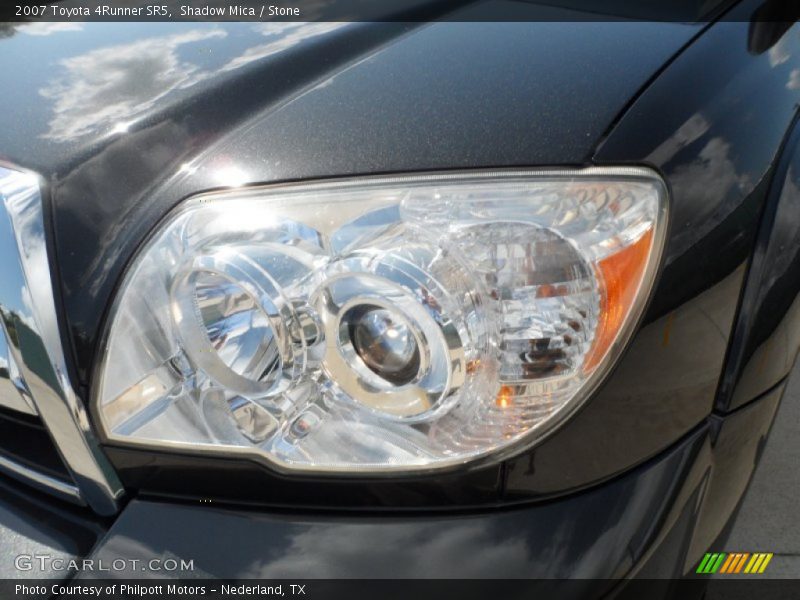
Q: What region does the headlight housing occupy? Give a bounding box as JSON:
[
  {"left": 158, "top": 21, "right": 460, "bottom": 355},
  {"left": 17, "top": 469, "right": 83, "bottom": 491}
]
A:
[{"left": 93, "top": 168, "right": 667, "bottom": 474}]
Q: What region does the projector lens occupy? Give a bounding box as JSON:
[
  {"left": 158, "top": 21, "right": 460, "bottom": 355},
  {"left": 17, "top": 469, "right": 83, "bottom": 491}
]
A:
[{"left": 348, "top": 305, "right": 421, "bottom": 386}]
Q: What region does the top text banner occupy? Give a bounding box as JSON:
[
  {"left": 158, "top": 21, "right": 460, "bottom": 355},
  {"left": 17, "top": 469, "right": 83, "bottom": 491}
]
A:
[{"left": 3, "top": 0, "right": 795, "bottom": 22}]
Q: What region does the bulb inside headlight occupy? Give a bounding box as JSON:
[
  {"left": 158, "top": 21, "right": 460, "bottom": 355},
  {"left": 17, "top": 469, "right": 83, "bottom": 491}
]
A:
[
  {"left": 349, "top": 306, "right": 421, "bottom": 385},
  {"left": 94, "top": 168, "right": 667, "bottom": 473}
]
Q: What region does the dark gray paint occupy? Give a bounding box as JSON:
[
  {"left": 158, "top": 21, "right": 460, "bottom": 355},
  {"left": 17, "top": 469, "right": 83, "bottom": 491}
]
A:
[
  {"left": 78, "top": 385, "right": 782, "bottom": 580},
  {"left": 0, "top": 10, "right": 701, "bottom": 381}
]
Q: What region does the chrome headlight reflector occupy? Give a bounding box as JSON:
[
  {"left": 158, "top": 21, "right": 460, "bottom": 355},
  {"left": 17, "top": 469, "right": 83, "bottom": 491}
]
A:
[{"left": 94, "top": 169, "right": 667, "bottom": 473}]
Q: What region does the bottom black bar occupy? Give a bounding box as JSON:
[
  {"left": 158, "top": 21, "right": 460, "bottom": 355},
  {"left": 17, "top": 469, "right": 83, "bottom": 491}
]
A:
[{"left": 2, "top": 579, "right": 798, "bottom": 600}]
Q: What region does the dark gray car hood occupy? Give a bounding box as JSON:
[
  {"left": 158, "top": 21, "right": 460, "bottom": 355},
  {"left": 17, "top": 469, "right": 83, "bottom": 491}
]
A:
[{"left": 0, "top": 6, "right": 702, "bottom": 380}]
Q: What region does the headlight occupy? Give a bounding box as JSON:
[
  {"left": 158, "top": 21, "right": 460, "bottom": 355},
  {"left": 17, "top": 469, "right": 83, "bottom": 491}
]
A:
[{"left": 93, "top": 168, "right": 667, "bottom": 473}]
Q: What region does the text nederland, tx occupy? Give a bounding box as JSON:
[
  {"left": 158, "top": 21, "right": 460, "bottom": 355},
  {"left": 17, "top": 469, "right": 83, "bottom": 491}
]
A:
[{"left": 15, "top": 584, "right": 307, "bottom": 596}]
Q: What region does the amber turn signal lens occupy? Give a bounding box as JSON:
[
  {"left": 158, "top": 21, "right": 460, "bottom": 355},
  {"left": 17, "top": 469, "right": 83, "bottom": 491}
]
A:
[{"left": 585, "top": 229, "right": 655, "bottom": 372}]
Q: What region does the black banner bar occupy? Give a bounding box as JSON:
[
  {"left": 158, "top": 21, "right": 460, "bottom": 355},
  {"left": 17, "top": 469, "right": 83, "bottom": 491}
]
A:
[
  {"left": 2, "top": 579, "right": 799, "bottom": 600},
  {"left": 2, "top": 0, "right": 797, "bottom": 23}
]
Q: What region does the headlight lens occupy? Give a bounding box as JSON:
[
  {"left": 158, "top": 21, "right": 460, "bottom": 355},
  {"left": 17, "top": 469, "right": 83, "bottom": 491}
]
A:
[{"left": 94, "top": 169, "right": 666, "bottom": 473}]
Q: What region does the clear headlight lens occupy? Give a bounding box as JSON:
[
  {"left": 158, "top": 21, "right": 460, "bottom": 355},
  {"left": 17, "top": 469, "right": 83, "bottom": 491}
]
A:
[{"left": 94, "top": 169, "right": 666, "bottom": 473}]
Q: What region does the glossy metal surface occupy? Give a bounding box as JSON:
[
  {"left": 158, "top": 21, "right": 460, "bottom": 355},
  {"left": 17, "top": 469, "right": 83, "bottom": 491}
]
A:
[
  {"left": 80, "top": 385, "right": 783, "bottom": 580},
  {"left": 0, "top": 13, "right": 700, "bottom": 381},
  {"left": 0, "top": 14, "right": 705, "bottom": 503},
  {"left": 80, "top": 9, "right": 800, "bottom": 501},
  {"left": 510, "top": 1, "right": 800, "bottom": 496},
  {"left": 717, "top": 119, "right": 800, "bottom": 411},
  {"left": 685, "top": 384, "right": 784, "bottom": 564},
  {"left": 0, "top": 165, "right": 122, "bottom": 514},
  {"left": 0, "top": 1, "right": 795, "bottom": 506},
  {"left": 0, "top": 327, "right": 37, "bottom": 415},
  {"left": 86, "top": 427, "right": 708, "bottom": 579},
  {"left": 0, "top": 453, "right": 81, "bottom": 505}
]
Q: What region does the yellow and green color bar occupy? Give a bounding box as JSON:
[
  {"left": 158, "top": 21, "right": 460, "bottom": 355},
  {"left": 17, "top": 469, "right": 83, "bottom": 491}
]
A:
[{"left": 696, "top": 552, "right": 773, "bottom": 574}]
